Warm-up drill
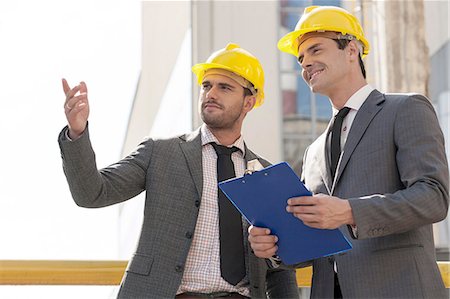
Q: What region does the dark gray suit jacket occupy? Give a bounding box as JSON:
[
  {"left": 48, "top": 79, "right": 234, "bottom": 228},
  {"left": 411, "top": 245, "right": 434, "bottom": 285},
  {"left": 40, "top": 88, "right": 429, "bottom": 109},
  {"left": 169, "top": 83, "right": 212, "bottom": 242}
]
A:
[
  {"left": 301, "top": 90, "right": 449, "bottom": 298},
  {"left": 58, "top": 127, "right": 299, "bottom": 299}
]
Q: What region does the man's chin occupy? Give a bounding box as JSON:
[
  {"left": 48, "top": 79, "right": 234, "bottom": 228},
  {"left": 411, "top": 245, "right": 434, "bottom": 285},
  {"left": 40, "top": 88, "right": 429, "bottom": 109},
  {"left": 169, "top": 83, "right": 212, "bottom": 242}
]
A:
[
  {"left": 309, "top": 84, "right": 324, "bottom": 95},
  {"left": 201, "top": 114, "right": 222, "bottom": 128}
]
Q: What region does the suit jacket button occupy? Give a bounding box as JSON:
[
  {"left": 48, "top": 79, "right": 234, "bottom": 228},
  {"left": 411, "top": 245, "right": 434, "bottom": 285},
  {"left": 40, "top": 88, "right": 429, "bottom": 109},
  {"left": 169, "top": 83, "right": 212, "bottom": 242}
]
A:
[
  {"left": 175, "top": 265, "right": 183, "bottom": 272},
  {"left": 185, "top": 231, "right": 193, "bottom": 239},
  {"left": 195, "top": 200, "right": 200, "bottom": 207}
]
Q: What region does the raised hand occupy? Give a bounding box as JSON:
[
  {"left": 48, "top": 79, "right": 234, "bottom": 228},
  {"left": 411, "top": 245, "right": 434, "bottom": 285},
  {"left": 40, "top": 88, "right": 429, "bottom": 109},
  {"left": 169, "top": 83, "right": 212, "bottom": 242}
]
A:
[{"left": 62, "top": 78, "right": 90, "bottom": 140}]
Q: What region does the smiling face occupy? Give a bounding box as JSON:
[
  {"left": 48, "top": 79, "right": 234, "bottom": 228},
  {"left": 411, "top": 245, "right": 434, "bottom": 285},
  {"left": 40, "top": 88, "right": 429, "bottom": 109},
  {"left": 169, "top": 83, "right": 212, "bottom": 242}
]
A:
[
  {"left": 199, "top": 73, "right": 255, "bottom": 132},
  {"left": 297, "top": 36, "right": 352, "bottom": 98}
]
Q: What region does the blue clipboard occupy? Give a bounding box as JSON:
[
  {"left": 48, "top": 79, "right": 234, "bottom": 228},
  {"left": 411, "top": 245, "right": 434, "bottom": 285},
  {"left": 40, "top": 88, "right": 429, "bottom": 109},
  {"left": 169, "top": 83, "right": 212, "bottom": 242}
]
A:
[{"left": 219, "top": 162, "right": 352, "bottom": 265}]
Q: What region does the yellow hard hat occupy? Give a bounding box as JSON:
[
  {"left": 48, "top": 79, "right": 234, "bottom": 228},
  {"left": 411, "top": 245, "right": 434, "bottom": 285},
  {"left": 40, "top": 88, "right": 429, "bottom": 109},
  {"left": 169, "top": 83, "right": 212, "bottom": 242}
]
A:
[
  {"left": 192, "top": 43, "right": 265, "bottom": 107},
  {"left": 278, "top": 6, "right": 370, "bottom": 58}
]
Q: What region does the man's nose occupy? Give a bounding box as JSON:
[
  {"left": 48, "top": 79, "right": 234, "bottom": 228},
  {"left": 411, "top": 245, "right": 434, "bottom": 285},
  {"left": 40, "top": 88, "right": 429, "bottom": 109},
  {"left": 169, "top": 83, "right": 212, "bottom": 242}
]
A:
[
  {"left": 300, "top": 55, "right": 312, "bottom": 69},
  {"left": 206, "top": 86, "right": 218, "bottom": 99}
]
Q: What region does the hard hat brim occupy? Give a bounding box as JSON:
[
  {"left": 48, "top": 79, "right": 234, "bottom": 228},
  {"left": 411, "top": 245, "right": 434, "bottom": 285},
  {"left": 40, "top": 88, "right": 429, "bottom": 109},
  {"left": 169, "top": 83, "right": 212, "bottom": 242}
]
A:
[
  {"left": 278, "top": 29, "right": 307, "bottom": 57},
  {"left": 192, "top": 62, "right": 243, "bottom": 85},
  {"left": 278, "top": 28, "right": 370, "bottom": 58}
]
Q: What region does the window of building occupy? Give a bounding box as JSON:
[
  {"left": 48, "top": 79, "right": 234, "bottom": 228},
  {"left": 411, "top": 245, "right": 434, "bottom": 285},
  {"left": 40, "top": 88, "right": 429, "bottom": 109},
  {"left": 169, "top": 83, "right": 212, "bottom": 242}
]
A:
[{"left": 279, "top": 0, "right": 341, "bottom": 175}]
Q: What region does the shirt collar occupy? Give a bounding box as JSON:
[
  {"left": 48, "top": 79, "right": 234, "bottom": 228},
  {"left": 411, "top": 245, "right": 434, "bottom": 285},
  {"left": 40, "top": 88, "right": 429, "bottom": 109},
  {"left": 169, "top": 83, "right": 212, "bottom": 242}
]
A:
[
  {"left": 200, "top": 123, "right": 246, "bottom": 155},
  {"left": 332, "top": 84, "right": 375, "bottom": 115}
]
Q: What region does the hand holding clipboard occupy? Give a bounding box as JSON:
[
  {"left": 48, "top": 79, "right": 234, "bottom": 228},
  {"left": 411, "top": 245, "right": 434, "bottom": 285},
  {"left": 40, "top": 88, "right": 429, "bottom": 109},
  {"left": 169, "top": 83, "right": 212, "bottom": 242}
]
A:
[{"left": 219, "top": 162, "right": 352, "bottom": 265}]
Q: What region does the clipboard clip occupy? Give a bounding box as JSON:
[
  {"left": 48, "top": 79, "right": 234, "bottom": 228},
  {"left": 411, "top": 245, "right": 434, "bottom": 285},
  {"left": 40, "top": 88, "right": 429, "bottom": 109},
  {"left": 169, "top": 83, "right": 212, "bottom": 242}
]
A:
[{"left": 245, "top": 159, "right": 264, "bottom": 175}]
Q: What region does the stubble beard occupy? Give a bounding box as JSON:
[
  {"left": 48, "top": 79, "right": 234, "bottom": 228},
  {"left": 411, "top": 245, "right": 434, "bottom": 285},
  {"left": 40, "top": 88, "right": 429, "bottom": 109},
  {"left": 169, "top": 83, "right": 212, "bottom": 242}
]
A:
[{"left": 201, "top": 102, "right": 244, "bottom": 130}]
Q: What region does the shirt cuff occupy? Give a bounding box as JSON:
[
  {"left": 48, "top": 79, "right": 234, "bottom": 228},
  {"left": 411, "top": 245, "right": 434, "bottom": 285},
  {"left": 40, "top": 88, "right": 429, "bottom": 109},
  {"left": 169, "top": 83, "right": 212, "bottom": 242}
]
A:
[
  {"left": 267, "top": 255, "right": 282, "bottom": 269},
  {"left": 350, "top": 224, "right": 358, "bottom": 238},
  {"left": 64, "top": 129, "right": 73, "bottom": 141}
]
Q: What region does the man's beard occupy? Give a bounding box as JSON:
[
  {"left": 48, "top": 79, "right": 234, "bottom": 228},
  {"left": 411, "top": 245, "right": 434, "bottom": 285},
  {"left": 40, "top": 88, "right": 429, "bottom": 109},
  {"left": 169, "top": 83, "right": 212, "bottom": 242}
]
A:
[{"left": 200, "top": 102, "right": 244, "bottom": 130}]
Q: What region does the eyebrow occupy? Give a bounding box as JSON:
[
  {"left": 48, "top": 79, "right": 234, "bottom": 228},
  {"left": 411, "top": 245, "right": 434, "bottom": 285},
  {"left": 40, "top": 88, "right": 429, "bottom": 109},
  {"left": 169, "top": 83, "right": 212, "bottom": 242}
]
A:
[
  {"left": 202, "top": 80, "right": 236, "bottom": 90},
  {"left": 218, "top": 82, "right": 235, "bottom": 89},
  {"left": 298, "top": 43, "right": 322, "bottom": 63}
]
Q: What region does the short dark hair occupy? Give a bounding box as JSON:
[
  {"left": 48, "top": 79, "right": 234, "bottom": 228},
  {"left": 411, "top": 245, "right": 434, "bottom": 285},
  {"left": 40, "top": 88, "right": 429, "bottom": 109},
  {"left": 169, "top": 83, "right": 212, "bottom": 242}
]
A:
[
  {"left": 243, "top": 88, "right": 253, "bottom": 97},
  {"left": 333, "top": 39, "right": 366, "bottom": 79}
]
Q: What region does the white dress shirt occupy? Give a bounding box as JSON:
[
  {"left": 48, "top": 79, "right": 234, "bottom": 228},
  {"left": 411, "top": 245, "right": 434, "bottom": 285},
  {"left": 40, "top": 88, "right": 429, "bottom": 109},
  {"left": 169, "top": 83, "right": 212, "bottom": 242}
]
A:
[
  {"left": 331, "top": 84, "right": 375, "bottom": 153},
  {"left": 177, "top": 124, "right": 250, "bottom": 296}
]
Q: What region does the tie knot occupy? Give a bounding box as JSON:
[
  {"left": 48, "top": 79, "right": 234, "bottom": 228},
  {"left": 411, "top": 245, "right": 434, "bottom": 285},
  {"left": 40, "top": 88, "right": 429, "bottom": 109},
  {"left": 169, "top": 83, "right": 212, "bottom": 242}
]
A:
[
  {"left": 335, "top": 107, "right": 351, "bottom": 120},
  {"left": 211, "top": 142, "right": 240, "bottom": 156}
]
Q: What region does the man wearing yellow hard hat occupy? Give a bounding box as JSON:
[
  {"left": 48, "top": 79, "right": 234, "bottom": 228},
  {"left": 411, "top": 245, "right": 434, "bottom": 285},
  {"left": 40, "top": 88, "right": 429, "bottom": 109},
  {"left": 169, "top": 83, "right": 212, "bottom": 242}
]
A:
[
  {"left": 59, "top": 43, "right": 299, "bottom": 298},
  {"left": 249, "top": 5, "right": 448, "bottom": 298}
]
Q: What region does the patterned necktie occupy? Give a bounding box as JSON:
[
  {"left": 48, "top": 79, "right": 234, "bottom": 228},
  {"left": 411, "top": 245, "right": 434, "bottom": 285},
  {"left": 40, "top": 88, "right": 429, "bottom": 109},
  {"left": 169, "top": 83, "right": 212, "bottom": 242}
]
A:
[
  {"left": 330, "top": 107, "right": 351, "bottom": 178},
  {"left": 211, "top": 142, "right": 245, "bottom": 286}
]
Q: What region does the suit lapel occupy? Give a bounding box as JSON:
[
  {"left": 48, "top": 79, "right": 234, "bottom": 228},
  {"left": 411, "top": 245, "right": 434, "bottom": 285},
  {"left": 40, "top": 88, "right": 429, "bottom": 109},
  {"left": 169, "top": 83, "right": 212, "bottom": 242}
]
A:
[
  {"left": 179, "top": 135, "right": 264, "bottom": 205},
  {"left": 243, "top": 145, "right": 265, "bottom": 166},
  {"left": 179, "top": 129, "right": 203, "bottom": 200},
  {"left": 334, "top": 90, "right": 385, "bottom": 186}
]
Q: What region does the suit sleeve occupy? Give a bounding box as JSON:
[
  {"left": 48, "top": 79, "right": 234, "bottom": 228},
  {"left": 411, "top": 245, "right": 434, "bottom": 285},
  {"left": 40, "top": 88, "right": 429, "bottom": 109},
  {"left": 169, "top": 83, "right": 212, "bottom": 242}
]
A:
[
  {"left": 265, "top": 266, "right": 299, "bottom": 299},
  {"left": 349, "top": 94, "right": 449, "bottom": 239},
  {"left": 58, "top": 125, "right": 151, "bottom": 208}
]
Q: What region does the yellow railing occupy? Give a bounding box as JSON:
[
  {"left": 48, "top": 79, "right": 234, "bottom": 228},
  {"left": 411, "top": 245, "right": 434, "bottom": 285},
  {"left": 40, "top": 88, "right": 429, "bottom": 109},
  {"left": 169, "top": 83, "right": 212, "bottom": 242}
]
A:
[
  {"left": 0, "top": 260, "right": 127, "bottom": 285},
  {"left": 0, "top": 260, "right": 448, "bottom": 287}
]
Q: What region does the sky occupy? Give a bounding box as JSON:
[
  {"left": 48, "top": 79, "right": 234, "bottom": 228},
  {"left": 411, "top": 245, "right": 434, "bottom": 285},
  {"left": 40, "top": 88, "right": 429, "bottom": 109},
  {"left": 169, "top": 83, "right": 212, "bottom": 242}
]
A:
[{"left": 0, "top": 1, "right": 141, "bottom": 297}]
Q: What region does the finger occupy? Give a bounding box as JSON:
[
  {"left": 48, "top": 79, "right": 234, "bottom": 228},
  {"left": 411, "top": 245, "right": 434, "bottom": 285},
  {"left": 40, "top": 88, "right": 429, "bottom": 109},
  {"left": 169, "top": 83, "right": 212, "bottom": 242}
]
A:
[
  {"left": 72, "top": 99, "right": 88, "bottom": 111},
  {"left": 251, "top": 242, "right": 277, "bottom": 252},
  {"left": 294, "top": 213, "right": 325, "bottom": 229},
  {"left": 62, "top": 78, "right": 71, "bottom": 95},
  {"left": 65, "top": 84, "right": 82, "bottom": 105},
  {"left": 287, "top": 196, "right": 313, "bottom": 206},
  {"left": 249, "top": 234, "right": 278, "bottom": 244},
  {"left": 295, "top": 212, "right": 318, "bottom": 221},
  {"left": 65, "top": 93, "right": 88, "bottom": 111},
  {"left": 286, "top": 204, "right": 316, "bottom": 214},
  {"left": 253, "top": 246, "right": 278, "bottom": 258},
  {"left": 288, "top": 196, "right": 301, "bottom": 203},
  {"left": 249, "top": 226, "right": 271, "bottom": 236},
  {"left": 251, "top": 239, "right": 278, "bottom": 250},
  {"left": 79, "top": 81, "right": 88, "bottom": 98},
  {"left": 66, "top": 82, "right": 88, "bottom": 108}
]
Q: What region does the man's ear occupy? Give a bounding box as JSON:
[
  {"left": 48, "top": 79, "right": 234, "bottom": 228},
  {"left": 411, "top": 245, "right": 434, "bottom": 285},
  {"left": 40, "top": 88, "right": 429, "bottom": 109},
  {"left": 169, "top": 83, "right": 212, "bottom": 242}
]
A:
[
  {"left": 244, "top": 95, "right": 256, "bottom": 112},
  {"left": 347, "top": 40, "right": 360, "bottom": 61}
]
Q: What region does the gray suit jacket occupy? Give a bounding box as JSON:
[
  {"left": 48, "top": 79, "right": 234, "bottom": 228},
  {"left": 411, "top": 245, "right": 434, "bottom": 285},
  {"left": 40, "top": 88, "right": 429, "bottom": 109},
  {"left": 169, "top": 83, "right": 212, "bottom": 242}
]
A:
[
  {"left": 301, "top": 90, "right": 449, "bottom": 298},
  {"left": 58, "top": 127, "right": 299, "bottom": 299}
]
